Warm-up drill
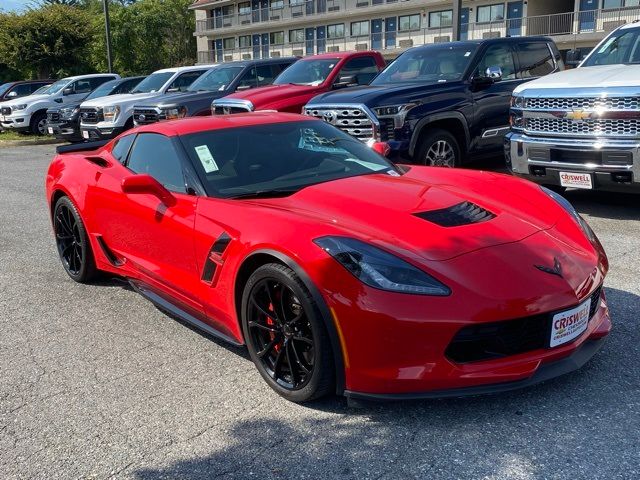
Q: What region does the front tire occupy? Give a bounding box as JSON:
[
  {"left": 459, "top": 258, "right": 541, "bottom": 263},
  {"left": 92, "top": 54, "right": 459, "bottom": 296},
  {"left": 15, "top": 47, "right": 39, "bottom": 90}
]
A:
[
  {"left": 241, "top": 263, "right": 335, "bottom": 403},
  {"left": 417, "top": 128, "right": 461, "bottom": 167},
  {"left": 30, "top": 112, "right": 48, "bottom": 136},
  {"left": 53, "top": 196, "right": 97, "bottom": 283}
]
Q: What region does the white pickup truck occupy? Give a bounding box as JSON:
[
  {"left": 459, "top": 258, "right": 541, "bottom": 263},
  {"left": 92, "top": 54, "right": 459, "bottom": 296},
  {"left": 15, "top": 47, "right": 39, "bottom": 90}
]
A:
[
  {"left": 0, "top": 74, "right": 118, "bottom": 135},
  {"left": 79, "top": 65, "right": 214, "bottom": 141},
  {"left": 507, "top": 22, "right": 640, "bottom": 192}
]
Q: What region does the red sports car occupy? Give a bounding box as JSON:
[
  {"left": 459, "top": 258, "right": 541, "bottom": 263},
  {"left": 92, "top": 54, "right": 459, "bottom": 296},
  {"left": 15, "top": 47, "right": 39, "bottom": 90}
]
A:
[{"left": 46, "top": 113, "right": 611, "bottom": 403}]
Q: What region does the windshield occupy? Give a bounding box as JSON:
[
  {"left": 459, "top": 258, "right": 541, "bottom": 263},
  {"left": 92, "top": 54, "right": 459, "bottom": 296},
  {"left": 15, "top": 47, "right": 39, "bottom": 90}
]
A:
[
  {"left": 0, "top": 83, "right": 11, "bottom": 96},
  {"left": 42, "top": 79, "right": 70, "bottom": 95},
  {"left": 131, "top": 72, "right": 173, "bottom": 93},
  {"left": 372, "top": 44, "right": 478, "bottom": 85},
  {"left": 582, "top": 28, "right": 640, "bottom": 66},
  {"left": 85, "top": 80, "right": 118, "bottom": 100},
  {"left": 188, "top": 66, "right": 244, "bottom": 92},
  {"left": 273, "top": 59, "right": 339, "bottom": 86},
  {"left": 33, "top": 85, "right": 50, "bottom": 94},
  {"left": 181, "top": 120, "right": 398, "bottom": 198}
]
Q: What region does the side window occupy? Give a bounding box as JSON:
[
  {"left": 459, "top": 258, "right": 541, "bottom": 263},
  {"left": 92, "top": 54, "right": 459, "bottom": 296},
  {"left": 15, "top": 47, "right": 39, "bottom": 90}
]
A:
[
  {"left": 111, "top": 134, "right": 136, "bottom": 164},
  {"left": 168, "top": 71, "right": 205, "bottom": 92},
  {"left": 126, "top": 133, "right": 186, "bottom": 193},
  {"left": 516, "top": 43, "right": 556, "bottom": 78},
  {"left": 236, "top": 68, "right": 258, "bottom": 89},
  {"left": 31, "top": 83, "right": 48, "bottom": 94},
  {"left": 89, "top": 77, "right": 113, "bottom": 90},
  {"left": 113, "top": 79, "right": 136, "bottom": 95},
  {"left": 71, "top": 79, "right": 93, "bottom": 94},
  {"left": 256, "top": 65, "right": 277, "bottom": 86},
  {"left": 277, "top": 62, "right": 293, "bottom": 75},
  {"left": 474, "top": 45, "right": 516, "bottom": 80},
  {"left": 337, "top": 56, "right": 379, "bottom": 85},
  {"left": 11, "top": 84, "right": 32, "bottom": 97}
]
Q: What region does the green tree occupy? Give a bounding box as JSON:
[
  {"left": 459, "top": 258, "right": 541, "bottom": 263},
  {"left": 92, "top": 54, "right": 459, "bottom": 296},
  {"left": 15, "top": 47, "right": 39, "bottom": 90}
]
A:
[{"left": 31, "top": 0, "right": 82, "bottom": 5}]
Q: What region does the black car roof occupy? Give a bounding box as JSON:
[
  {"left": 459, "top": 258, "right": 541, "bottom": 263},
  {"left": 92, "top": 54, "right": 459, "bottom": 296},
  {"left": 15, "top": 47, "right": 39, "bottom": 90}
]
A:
[
  {"left": 5, "top": 79, "right": 56, "bottom": 86},
  {"left": 412, "top": 36, "right": 553, "bottom": 50}
]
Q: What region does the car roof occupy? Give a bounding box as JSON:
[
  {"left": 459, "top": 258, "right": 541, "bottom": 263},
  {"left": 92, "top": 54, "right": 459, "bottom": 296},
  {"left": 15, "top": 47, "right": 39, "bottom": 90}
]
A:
[
  {"left": 152, "top": 65, "right": 217, "bottom": 74},
  {"left": 214, "top": 57, "right": 299, "bottom": 68},
  {"left": 6, "top": 79, "right": 55, "bottom": 86},
  {"left": 64, "top": 73, "right": 119, "bottom": 81},
  {"left": 133, "top": 112, "right": 316, "bottom": 136},
  {"left": 411, "top": 36, "right": 552, "bottom": 50},
  {"left": 302, "top": 51, "right": 377, "bottom": 60}
]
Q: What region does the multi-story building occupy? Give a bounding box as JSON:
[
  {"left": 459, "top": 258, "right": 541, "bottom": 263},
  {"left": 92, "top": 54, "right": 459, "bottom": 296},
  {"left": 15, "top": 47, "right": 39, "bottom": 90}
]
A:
[{"left": 191, "top": 0, "right": 640, "bottom": 63}]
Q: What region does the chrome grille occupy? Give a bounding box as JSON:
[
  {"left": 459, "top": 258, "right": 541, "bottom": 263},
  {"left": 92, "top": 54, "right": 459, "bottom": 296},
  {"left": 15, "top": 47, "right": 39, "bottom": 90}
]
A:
[
  {"left": 524, "top": 118, "right": 640, "bottom": 137},
  {"left": 79, "top": 107, "right": 103, "bottom": 124},
  {"left": 133, "top": 108, "right": 160, "bottom": 125},
  {"left": 304, "top": 107, "right": 374, "bottom": 141},
  {"left": 526, "top": 96, "right": 640, "bottom": 110},
  {"left": 1, "top": 106, "right": 11, "bottom": 116}
]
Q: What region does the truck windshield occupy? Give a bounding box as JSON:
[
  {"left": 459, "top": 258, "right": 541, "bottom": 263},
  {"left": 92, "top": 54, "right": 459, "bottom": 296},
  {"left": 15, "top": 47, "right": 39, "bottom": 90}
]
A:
[
  {"left": 131, "top": 72, "right": 173, "bottom": 93},
  {"left": 582, "top": 28, "right": 640, "bottom": 66},
  {"left": 0, "top": 83, "right": 11, "bottom": 96},
  {"left": 180, "top": 120, "right": 398, "bottom": 199},
  {"left": 43, "top": 79, "right": 70, "bottom": 95},
  {"left": 85, "top": 80, "right": 118, "bottom": 101},
  {"left": 188, "top": 66, "right": 244, "bottom": 92},
  {"left": 372, "top": 44, "right": 478, "bottom": 85},
  {"left": 273, "top": 59, "right": 339, "bottom": 86}
]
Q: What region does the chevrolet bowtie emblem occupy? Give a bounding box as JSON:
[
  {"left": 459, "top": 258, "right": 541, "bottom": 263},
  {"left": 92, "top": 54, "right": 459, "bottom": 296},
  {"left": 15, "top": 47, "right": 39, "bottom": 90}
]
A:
[
  {"left": 535, "top": 257, "right": 563, "bottom": 278},
  {"left": 566, "top": 109, "right": 591, "bottom": 121}
]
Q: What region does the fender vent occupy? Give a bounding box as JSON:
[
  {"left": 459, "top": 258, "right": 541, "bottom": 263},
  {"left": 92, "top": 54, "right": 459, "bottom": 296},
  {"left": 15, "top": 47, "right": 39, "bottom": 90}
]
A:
[
  {"left": 202, "top": 232, "right": 232, "bottom": 283},
  {"left": 414, "top": 201, "right": 495, "bottom": 227}
]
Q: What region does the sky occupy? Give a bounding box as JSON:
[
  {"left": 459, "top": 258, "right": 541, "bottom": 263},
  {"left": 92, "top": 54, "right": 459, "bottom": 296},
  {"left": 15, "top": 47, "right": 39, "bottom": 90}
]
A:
[{"left": 1, "top": 0, "right": 29, "bottom": 12}]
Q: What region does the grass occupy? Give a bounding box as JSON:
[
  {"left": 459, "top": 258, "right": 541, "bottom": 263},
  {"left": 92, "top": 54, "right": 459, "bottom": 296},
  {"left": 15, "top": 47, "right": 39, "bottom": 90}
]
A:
[{"left": 0, "top": 129, "right": 56, "bottom": 144}]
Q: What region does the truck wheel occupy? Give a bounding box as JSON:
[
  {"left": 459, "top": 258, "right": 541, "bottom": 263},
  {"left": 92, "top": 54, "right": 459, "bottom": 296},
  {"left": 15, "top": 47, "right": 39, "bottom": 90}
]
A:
[
  {"left": 417, "top": 129, "right": 461, "bottom": 167},
  {"left": 30, "top": 112, "right": 48, "bottom": 136}
]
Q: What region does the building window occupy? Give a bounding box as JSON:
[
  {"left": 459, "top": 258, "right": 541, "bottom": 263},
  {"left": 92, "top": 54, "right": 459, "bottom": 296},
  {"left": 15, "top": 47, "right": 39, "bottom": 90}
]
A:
[
  {"left": 290, "top": 0, "right": 305, "bottom": 5},
  {"left": 270, "top": 31, "right": 285, "bottom": 44},
  {"left": 398, "top": 14, "right": 420, "bottom": 31},
  {"left": 238, "top": 2, "right": 251, "bottom": 14},
  {"left": 239, "top": 35, "right": 251, "bottom": 48},
  {"left": 222, "top": 5, "right": 234, "bottom": 16},
  {"left": 270, "top": 0, "right": 284, "bottom": 9},
  {"left": 289, "top": 28, "right": 305, "bottom": 43},
  {"left": 223, "top": 37, "right": 235, "bottom": 50},
  {"left": 327, "top": 23, "right": 345, "bottom": 38},
  {"left": 429, "top": 10, "right": 452, "bottom": 28},
  {"left": 603, "top": 0, "right": 640, "bottom": 7},
  {"left": 477, "top": 4, "right": 505, "bottom": 23},
  {"left": 351, "top": 21, "right": 369, "bottom": 37}
]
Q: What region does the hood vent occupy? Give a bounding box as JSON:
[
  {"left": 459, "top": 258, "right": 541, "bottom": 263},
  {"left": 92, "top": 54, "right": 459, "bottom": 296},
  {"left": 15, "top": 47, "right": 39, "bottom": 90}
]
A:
[{"left": 414, "top": 201, "right": 495, "bottom": 227}]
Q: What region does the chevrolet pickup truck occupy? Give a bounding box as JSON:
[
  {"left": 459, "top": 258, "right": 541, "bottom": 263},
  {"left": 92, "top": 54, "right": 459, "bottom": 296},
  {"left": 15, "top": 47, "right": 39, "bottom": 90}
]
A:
[
  {"left": 305, "top": 37, "right": 562, "bottom": 167},
  {"left": 211, "top": 51, "right": 385, "bottom": 115},
  {"left": 507, "top": 22, "right": 640, "bottom": 192}
]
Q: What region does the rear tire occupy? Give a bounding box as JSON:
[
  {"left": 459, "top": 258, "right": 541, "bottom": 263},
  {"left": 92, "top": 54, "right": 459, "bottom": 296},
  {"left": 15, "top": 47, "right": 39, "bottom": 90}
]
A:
[
  {"left": 30, "top": 112, "right": 47, "bottom": 136},
  {"left": 241, "top": 263, "right": 335, "bottom": 403},
  {"left": 417, "top": 128, "right": 461, "bottom": 167}
]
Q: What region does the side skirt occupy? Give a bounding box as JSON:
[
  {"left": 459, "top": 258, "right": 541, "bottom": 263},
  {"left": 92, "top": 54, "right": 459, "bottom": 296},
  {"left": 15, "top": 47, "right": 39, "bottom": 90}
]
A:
[{"left": 129, "top": 280, "right": 242, "bottom": 347}]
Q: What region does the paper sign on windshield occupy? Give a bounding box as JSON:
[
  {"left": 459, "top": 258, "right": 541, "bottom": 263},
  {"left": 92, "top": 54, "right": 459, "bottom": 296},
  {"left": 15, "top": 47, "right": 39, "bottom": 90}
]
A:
[{"left": 195, "top": 145, "right": 219, "bottom": 173}]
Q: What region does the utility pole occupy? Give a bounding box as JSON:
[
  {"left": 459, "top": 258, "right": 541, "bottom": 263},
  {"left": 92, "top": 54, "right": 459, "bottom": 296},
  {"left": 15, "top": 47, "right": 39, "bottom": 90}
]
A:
[
  {"left": 452, "top": 0, "right": 462, "bottom": 41},
  {"left": 103, "top": 0, "right": 113, "bottom": 73}
]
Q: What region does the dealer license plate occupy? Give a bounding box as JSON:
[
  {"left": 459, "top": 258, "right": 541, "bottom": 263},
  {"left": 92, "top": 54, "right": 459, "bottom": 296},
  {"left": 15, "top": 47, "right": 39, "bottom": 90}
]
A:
[
  {"left": 549, "top": 298, "right": 591, "bottom": 348},
  {"left": 0, "top": 115, "right": 4, "bottom": 122},
  {"left": 82, "top": 130, "right": 89, "bottom": 139},
  {"left": 48, "top": 127, "right": 54, "bottom": 135},
  {"left": 559, "top": 171, "right": 593, "bottom": 189}
]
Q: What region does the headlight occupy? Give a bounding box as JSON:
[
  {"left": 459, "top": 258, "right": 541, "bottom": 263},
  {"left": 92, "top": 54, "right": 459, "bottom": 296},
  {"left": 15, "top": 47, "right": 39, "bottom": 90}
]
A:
[
  {"left": 510, "top": 95, "right": 525, "bottom": 108},
  {"left": 541, "top": 187, "right": 599, "bottom": 245},
  {"left": 163, "top": 106, "right": 187, "bottom": 120},
  {"left": 509, "top": 111, "right": 524, "bottom": 129},
  {"left": 13, "top": 104, "right": 28, "bottom": 111},
  {"left": 372, "top": 103, "right": 418, "bottom": 130},
  {"left": 103, "top": 105, "right": 120, "bottom": 123},
  {"left": 314, "top": 236, "right": 450, "bottom": 296},
  {"left": 59, "top": 106, "right": 79, "bottom": 119}
]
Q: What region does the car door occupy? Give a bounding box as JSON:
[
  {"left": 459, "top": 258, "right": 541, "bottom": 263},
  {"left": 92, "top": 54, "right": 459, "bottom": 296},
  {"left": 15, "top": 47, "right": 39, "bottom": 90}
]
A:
[
  {"left": 62, "top": 79, "right": 94, "bottom": 104},
  {"left": 469, "top": 43, "right": 519, "bottom": 153},
  {"left": 90, "top": 132, "right": 204, "bottom": 313},
  {"left": 166, "top": 71, "right": 207, "bottom": 93}
]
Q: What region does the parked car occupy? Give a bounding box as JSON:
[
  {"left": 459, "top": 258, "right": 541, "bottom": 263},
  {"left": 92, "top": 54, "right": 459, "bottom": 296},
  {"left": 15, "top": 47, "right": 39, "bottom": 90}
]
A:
[
  {"left": 133, "top": 58, "right": 298, "bottom": 126},
  {"left": 211, "top": 51, "right": 385, "bottom": 115},
  {"left": 507, "top": 22, "right": 640, "bottom": 192},
  {"left": 305, "top": 37, "right": 563, "bottom": 167},
  {"left": 47, "top": 76, "right": 145, "bottom": 143},
  {"left": 46, "top": 113, "right": 610, "bottom": 403},
  {"left": 0, "top": 74, "right": 119, "bottom": 135},
  {"left": 79, "top": 65, "right": 214, "bottom": 140},
  {"left": 0, "top": 79, "right": 55, "bottom": 103}
]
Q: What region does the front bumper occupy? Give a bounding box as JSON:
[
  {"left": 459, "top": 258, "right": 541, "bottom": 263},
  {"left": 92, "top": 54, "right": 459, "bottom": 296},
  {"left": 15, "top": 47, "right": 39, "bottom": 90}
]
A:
[
  {"left": 47, "top": 120, "right": 81, "bottom": 141},
  {"left": 80, "top": 124, "right": 126, "bottom": 141},
  {"left": 0, "top": 114, "right": 30, "bottom": 131},
  {"left": 506, "top": 131, "right": 640, "bottom": 192}
]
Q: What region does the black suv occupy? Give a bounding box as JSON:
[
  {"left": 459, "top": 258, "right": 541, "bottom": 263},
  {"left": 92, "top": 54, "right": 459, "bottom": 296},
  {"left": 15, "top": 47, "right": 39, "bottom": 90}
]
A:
[
  {"left": 305, "top": 37, "right": 562, "bottom": 166},
  {"left": 46, "top": 76, "right": 144, "bottom": 143},
  {"left": 133, "top": 57, "right": 298, "bottom": 125},
  {"left": 0, "top": 79, "right": 55, "bottom": 103}
]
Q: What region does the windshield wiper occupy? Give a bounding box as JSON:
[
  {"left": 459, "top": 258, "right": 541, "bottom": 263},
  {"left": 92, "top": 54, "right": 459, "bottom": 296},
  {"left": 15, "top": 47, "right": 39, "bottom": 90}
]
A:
[{"left": 226, "top": 188, "right": 300, "bottom": 200}]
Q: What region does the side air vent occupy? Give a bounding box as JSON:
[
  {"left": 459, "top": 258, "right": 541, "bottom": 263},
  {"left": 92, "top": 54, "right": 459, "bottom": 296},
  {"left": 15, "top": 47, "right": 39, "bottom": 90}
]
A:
[
  {"left": 202, "top": 232, "right": 232, "bottom": 283},
  {"left": 414, "top": 201, "right": 495, "bottom": 227}
]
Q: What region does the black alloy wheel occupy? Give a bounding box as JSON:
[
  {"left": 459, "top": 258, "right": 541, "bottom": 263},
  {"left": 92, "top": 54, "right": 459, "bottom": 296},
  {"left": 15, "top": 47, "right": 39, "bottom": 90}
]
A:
[
  {"left": 242, "top": 264, "right": 334, "bottom": 402},
  {"left": 418, "top": 128, "right": 461, "bottom": 167},
  {"left": 53, "top": 196, "right": 96, "bottom": 282}
]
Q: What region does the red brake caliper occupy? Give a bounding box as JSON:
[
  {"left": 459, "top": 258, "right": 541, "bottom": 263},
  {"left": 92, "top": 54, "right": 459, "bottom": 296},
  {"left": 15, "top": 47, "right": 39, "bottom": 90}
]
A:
[{"left": 267, "top": 303, "right": 280, "bottom": 353}]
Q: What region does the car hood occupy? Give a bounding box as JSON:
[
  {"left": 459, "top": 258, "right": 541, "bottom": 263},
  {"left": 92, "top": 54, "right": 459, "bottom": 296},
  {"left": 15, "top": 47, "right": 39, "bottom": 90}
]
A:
[
  {"left": 259, "top": 167, "right": 561, "bottom": 262},
  {"left": 142, "top": 89, "right": 228, "bottom": 108},
  {"left": 81, "top": 92, "right": 158, "bottom": 108},
  {"left": 4, "top": 94, "right": 51, "bottom": 107},
  {"left": 308, "top": 82, "right": 457, "bottom": 107},
  {"left": 513, "top": 64, "right": 640, "bottom": 93},
  {"left": 223, "top": 84, "right": 325, "bottom": 109}
]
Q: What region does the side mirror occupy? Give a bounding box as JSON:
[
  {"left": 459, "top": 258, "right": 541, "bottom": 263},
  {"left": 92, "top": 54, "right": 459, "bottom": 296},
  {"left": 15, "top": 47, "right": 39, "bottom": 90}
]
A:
[
  {"left": 485, "top": 66, "right": 503, "bottom": 81},
  {"left": 121, "top": 174, "right": 176, "bottom": 206},
  {"left": 6, "top": 91, "right": 18, "bottom": 98},
  {"left": 62, "top": 87, "right": 74, "bottom": 96},
  {"left": 333, "top": 74, "right": 357, "bottom": 90},
  {"left": 371, "top": 141, "right": 390, "bottom": 157},
  {"left": 565, "top": 49, "right": 581, "bottom": 67}
]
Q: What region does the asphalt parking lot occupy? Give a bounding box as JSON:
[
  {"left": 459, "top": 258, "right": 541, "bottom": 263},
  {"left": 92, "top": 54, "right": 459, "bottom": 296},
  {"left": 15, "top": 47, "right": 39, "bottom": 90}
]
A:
[{"left": 1, "top": 144, "right": 638, "bottom": 479}]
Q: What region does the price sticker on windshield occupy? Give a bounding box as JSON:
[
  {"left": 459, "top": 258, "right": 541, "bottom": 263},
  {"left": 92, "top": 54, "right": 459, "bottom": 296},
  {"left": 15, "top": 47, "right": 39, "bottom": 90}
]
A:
[{"left": 195, "top": 145, "right": 219, "bottom": 173}]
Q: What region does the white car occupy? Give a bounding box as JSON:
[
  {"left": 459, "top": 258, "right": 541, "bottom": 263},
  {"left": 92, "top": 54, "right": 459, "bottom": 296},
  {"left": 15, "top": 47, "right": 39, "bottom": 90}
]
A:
[
  {"left": 0, "top": 74, "right": 119, "bottom": 135},
  {"left": 79, "top": 65, "right": 215, "bottom": 141}
]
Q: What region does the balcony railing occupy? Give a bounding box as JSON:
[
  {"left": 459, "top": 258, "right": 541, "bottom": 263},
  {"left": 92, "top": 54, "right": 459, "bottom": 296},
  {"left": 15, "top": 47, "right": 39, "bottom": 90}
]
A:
[{"left": 197, "top": 7, "right": 640, "bottom": 64}]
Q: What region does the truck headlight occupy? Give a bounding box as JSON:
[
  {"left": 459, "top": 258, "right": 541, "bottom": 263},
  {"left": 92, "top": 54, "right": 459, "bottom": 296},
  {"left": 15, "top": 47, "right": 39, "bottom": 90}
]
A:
[
  {"left": 510, "top": 95, "right": 525, "bottom": 108},
  {"left": 373, "top": 103, "right": 418, "bottom": 129},
  {"left": 103, "top": 105, "right": 120, "bottom": 123},
  {"left": 59, "top": 106, "right": 79, "bottom": 119},
  {"left": 509, "top": 111, "right": 524, "bottom": 129},
  {"left": 163, "top": 106, "right": 187, "bottom": 120},
  {"left": 13, "top": 104, "right": 28, "bottom": 111}
]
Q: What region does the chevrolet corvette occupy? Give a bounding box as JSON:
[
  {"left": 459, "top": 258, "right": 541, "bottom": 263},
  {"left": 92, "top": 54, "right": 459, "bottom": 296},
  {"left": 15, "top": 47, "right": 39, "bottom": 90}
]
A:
[{"left": 46, "top": 113, "right": 611, "bottom": 403}]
